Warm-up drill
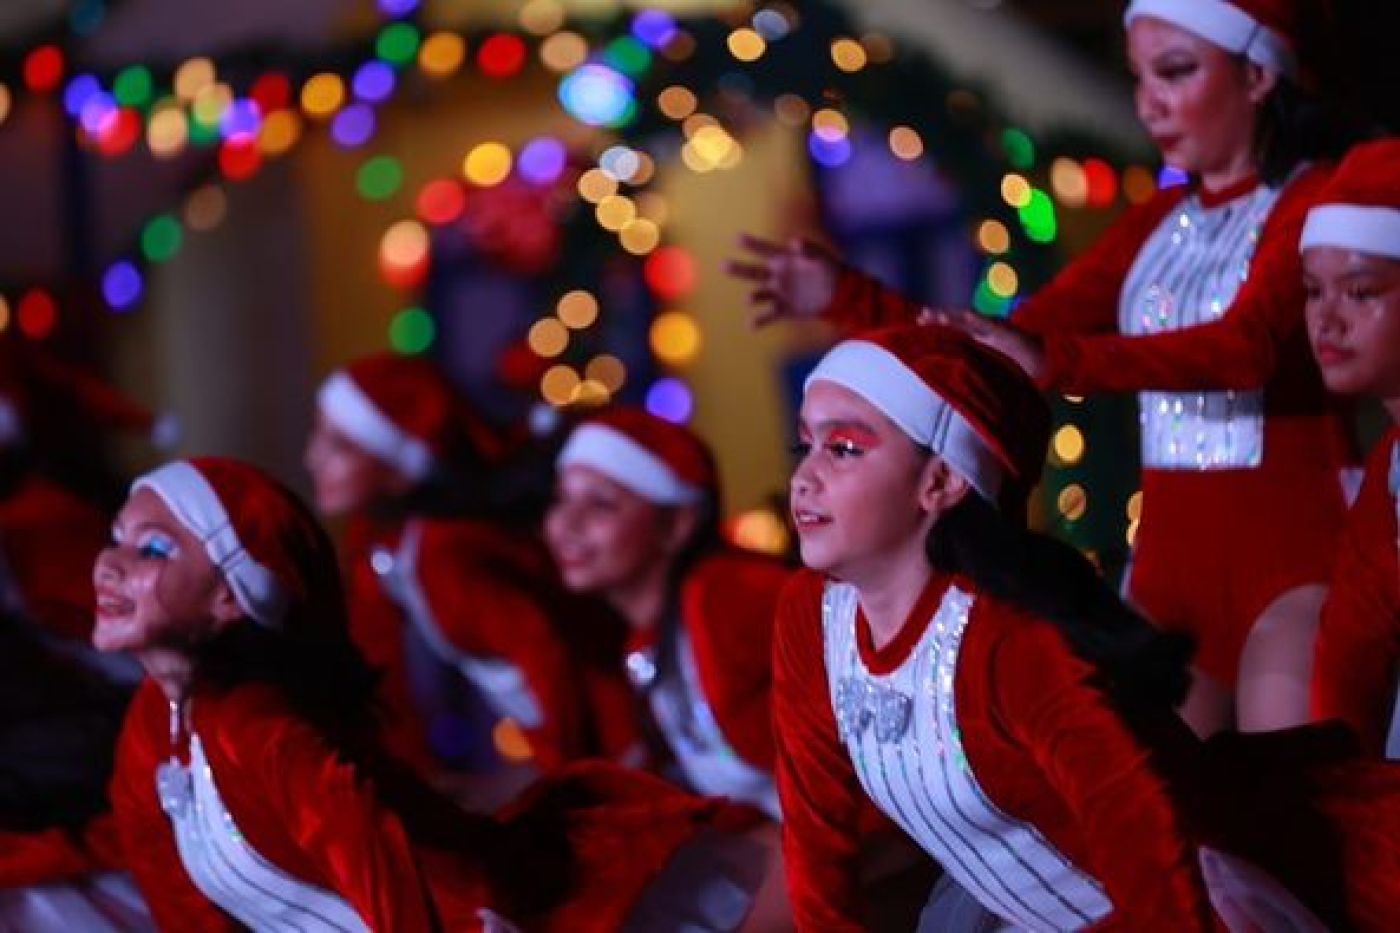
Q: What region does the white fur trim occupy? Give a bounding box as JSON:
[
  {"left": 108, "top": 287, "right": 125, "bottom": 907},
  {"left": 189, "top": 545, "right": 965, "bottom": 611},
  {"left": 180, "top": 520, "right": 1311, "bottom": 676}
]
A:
[
  {"left": 134, "top": 462, "right": 288, "bottom": 628},
  {"left": 317, "top": 371, "right": 434, "bottom": 481},
  {"left": 0, "top": 400, "right": 20, "bottom": 446},
  {"left": 558, "top": 423, "right": 703, "bottom": 505},
  {"left": 1300, "top": 204, "right": 1400, "bottom": 260},
  {"left": 804, "top": 340, "right": 1005, "bottom": 504},
  {"left": 1125, "top": 0, "right": 1297, "bottom": 78}
]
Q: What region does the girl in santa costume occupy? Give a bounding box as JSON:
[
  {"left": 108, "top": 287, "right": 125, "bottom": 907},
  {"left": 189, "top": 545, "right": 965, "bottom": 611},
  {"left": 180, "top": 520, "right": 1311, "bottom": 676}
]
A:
[
  {"left": 1301, "top": 138, "right": 1400, "bottom": 756},
  {"left": 305, "top": 353, "right": 621, "bottom": 778},
  {"left": 772, "top": 322, "right": 1400, "bottom": 932},
  {"left": 91, "top": 455, "right": 768, "bottom": 932},
  {"left": 733, "top": 0, "right": 1365, "bottom": 738},
  {"left": 544, "top": 408, "right": 790, "bottom": 819}
]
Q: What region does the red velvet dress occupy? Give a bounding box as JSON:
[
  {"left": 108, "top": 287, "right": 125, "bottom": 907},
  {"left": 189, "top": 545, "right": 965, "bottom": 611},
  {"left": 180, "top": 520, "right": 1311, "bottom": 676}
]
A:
[
  {"left": 108, "top": 679, "right": 745, "bottom": 932},
  {"left": 774, "top": 567, "right": 1222, "bottom": 931},
  {"left": 342, "top": 514, "right": 622, "bottom": 771},
  {"left": 622, "top": 549, "right": 789, "bottom": 815},
  {"left": 824, "top": 168, "right": 1355, "bottom": 686},
  {"left": 1312, "top": 425, "right": 1400, "bottom": 755}
]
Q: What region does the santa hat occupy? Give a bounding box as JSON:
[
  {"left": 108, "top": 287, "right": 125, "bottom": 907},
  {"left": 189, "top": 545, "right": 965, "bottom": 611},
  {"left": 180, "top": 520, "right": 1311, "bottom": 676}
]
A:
[
  {"left": 1124, "top": 0, "right": 1311, "bottom": 79},
  {"left": 804, "top": 324, "right": 1051, "bottom": 520},
  {"left": 1299, "top": 138, "right": 1400, "bottom": 260},
  {"left": 316, "top": 354, "right": 501, "bottom": 482},
  {"left": 133, "top": 457, "right": 330, "bottom": 629},
  {"left": 0, "top": 336, "right": 176, "bottom": 449},
  {"left": 557, "top": 407, "right": 718, "bottom": 506}
]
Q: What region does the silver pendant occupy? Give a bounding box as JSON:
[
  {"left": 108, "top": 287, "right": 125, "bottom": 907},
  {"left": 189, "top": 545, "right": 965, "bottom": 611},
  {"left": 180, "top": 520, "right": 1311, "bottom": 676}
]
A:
[{"left": 157, "top": 759, "right": 192, "bottom": 819}]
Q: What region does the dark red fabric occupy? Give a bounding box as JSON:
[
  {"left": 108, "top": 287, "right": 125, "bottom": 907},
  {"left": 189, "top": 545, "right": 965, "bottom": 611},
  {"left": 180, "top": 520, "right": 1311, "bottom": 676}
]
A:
[
  {"left": 0, "top": 817, "right": 123, "bottom": 887},
  {"left": 0, "top": 475, "right": 107, "bottom": 640},
  {"left": 1312, "top": 426, "right": 1400, "bottom": 753},
  {"left": 774, "top": 568, "right": 1222, "bottom": 931}
]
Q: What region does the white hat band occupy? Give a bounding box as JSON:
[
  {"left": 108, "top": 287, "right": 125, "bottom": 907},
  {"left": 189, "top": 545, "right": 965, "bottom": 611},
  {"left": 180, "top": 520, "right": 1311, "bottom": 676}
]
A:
[
  {"left": 558, "top": 423, "right": 703, "bottom": 505},
  {"left": 134, "top": 462, "right": 288, "bottom": 628},
  {"left": 804, "top": 340, "right": 1004, "bottom": 504},
  {"left": 317, "top": 371, "right": 434, "bottom": 482},
  {"left": 1125, "top": 0, "right": 1297, "bottom": 78},
  {"left": 1300, "top": 204, "right": 1400, "bottom": 260}
]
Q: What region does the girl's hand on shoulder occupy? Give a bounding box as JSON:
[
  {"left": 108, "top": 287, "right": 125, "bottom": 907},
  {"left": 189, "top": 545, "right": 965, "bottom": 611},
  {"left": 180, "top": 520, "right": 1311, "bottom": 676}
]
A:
[{"left": 920, "top": 307, "right": 1046, "bottom": 382}]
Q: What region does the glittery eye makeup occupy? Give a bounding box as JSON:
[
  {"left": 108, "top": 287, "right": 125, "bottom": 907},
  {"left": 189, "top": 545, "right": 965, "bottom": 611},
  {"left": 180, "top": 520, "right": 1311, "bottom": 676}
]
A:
[{"left": 827, "top": 425, "right": 881, "bottom": 450}]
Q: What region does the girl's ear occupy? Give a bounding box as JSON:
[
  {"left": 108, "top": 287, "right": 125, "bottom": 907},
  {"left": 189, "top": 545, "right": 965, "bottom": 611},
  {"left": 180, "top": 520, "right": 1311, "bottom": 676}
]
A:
[
  {"left": 917, "top": 455, "right": 971, "bottom": 517},
  {"left": 1245, "top": 61, "right": 1280, "bottom": 104},
  {"left": 209, "top": 582, "right": 244, "bottom": 628}
]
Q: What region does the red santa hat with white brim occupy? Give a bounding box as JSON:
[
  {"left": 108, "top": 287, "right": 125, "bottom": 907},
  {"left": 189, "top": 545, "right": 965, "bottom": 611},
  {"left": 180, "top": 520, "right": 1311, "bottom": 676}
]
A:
[
  {"left": 557, "top": 408, "right": 717, "bottom": 507},
  {"left": 133, "top": 458, "right": 314, "bottom": 629},
  {"left": 316, "top": 354, "right": 501, "bottom": 483},
  {"left": 1299, "top": 138, "right": 1400, "bottom": 260},
  {"left": 1124, "top": 0, "right": 1301, "bottom": 79},
  {"left": 804, "top": 324, "right": 1051, "bottom": 520}
]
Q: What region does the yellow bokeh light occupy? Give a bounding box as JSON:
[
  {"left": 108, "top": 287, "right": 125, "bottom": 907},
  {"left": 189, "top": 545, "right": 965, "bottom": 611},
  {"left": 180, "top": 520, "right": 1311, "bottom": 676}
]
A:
[
  {"left": 527, "top": 318, "right": 569, "bottom": 358},
  {"left": 1063, "top": 394, "right": 1084, "bottom": 404},
  {"left": 0, "top": 84, "right": 11, "bottom": 125},
  {"left": 577, "top": 168, "right": 618, "bottom": 203},
  {"left": 519, "top": 0, "right": 565, "bottom": 35},
  {"left": 657, "top": 85, "right": 697, "bottom": 120},
  {"left": 492, "top": 719, "right": 534, "bottom": 762},
  {"left": 1057, "top": 484, "right": 1088, "bottom": 522},
  {"left": 595, "top": 195, "right": 636, "bottom": 232},
  {"left": 1123, "top": 165, "right": 1157, "bottom": 205},
  {"left": 986, "top": 261, "right": 1019, "bottom": 298},
  {"left": 381, "top": 220, "right": 430, "bottom": 268},
  {"left": 147, "top": 105, "right": 189, "bottom": 158},
  {"left": 184, "top": 185, "right": 227, "bottom": 232},
  {"left": 0, "top": 295, "right": 10, "bottom": 332},
  {"left": 862, "top": 33, "right": 895, "bottom": 63},
  {"left": 1126, "top": 490, "right": 1143, "bottom": 522},
  {"left": 1052, "top": 424, "right": 1086, "bottom": 466},
  {"left": 174, "top": 57, "right": 216, "bottom": 101},
  {"left": 888, "top": 126, "right": 923, "bottom": 160},
  {"left": 830, "top": 38, "right": 868, "bottom": 72},
  {"left": 812, "top": 108, "right": 849, "bottom": 140},
  {"left": 541, "top": 365, "right": 581, "bottom": 406},
  {"left": 1126, "top": 519, "right": 1140, "bottom": 547},
  {"left": 727, "top": 27, "right": 766, "bottom": 62},
  {"left": 636, "top": 192, "right": 670, "bottom": 225},
  {"left": 731, "top": 509, "right": 790, "bottom": 556},
  {"left": 977, "top": 219, "right": 1010, "bottom": 255},
  {"left": 540, "top": 32, "right": 588, "bottom": 73},
  {"left": 774, "top": 93, "right": 809, "bottom": 127},
  {"left": 300, "top": 73, "right": 345, "bottom": 119},
  {"left": 419, "top": 32, "right": 466, "bottom": 78},
  {"left": 1001, "top": 173, "right": 1031, "bottom": 209},
  {"left": 650, "top": 310, "right": 702, "bottom": 365},
  {"left": 625, "top": 152, "right": 655, "bottom": 185},
  {"left": 556, "top": 289, "right": 599, "bottom": 329},
  {"left": 620, "top": 219, "right": 662, "bottom": 255},
  {"left": 681, "top": 112, "right": 718, "bottom": 138},
  {"left": 463, "top": 142, "right": 512, "bottom": 187},
  {"left": 585, "top": 354, "right": 627, "bottom": 391},
  {"left": 191, "top": 83, "right": 232, "bottom": 128},
  {"left": 258, "top": 110, "right": 302, "bottom": 157},
  {"left": 574, "top": 379, "right": 611, "bottom": 407},
  {"left": 687, "top": 125, "right": 735, "bottom": 166},
  {"left": 1051, "top": 158, "right": 1088, "bottom": 209}
]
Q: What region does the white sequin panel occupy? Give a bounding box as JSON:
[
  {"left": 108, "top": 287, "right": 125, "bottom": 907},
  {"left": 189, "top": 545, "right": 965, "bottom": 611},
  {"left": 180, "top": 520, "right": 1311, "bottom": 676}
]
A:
[
  {"left": 821, "top": 583, "right": 1112, "bottom": 932},
  {"left": 374, "top": 521, "right": 543, "bottom": 728},
  {"left": 157, "top": 735, "right": 370, "bottom": 932},
  {"left": 1118, "top": 184, "right": 1284, "bottom": 470},
  {"left": 647, "top": 631, "right": 781, "bottom": 819},
  {"left": 1384, "top": 443, "right": 1400, "bottom": 760}
]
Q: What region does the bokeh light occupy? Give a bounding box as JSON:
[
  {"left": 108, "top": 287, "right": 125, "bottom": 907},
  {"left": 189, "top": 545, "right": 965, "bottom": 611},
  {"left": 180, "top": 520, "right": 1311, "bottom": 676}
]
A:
[
  {"left": 559, "top": 65, "right": 635, "bottom": 127},
  {"left": 389, "top": 306, "right": 435, "bottom": 354},
  {"left": 462, "top": 142, "right": 512, "bottom": 187},
  {"left": 646, "top": 377, "right": 693, "bottom": 423},
  {"left": 102, "top": 262, "right": 143, "bottom": 311},
  {"left": 650, "top": 311, "right": 701, "bottom": 365},
  {"left": 556, "top": 290, "right": 599, "bottom": 329}
]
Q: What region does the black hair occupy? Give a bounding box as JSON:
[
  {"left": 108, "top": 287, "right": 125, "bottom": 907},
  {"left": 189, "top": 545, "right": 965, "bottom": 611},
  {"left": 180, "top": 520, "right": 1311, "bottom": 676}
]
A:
[
  {"left": 1255, "top": 74, "right": 1372, "bottom": 186},
  {"left": 926, "top": 493, "right": 1193, "bottom": 714}
]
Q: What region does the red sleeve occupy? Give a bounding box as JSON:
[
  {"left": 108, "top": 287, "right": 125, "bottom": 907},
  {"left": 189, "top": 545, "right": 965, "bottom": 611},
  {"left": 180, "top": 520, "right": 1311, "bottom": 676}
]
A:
[
  {"left": 414, "top": 523, "right": 588, "bottom": 768},
  {"left": 1035, "top": 167, "right": 1331, "bottom": 393},
  {"left": 985, "top": 614, "right": 1218, "bottom": 931},
  {"left": 109, "top": 683, "right": 239, "bottom": 932},
  {"left": 0, "top": 814, "right": 123, "bottom": 887},
  {"left": 820, "top": 264, "right": 927, "bottom": 331},
  {"left": 683, "top": 551, "right": 790, "bottom": 769},
  {"left": 772, "top": 571, "right": 866, "bottom": 932},
  {"left": 1312, "top": 430, "right": 1400, "bottom": 752},
  {"left": 210, "top": 688, "right": 443, "bottom": 932}
]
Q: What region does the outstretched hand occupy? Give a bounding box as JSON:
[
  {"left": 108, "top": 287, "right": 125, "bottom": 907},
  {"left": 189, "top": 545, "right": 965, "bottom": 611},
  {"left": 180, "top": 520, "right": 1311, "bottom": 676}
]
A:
[
  {"left": 724, "top": 233, "right": 840, "bottom": 328},
  {"left": 920, "top": 307, "right": 1046, "bottom": 382}
]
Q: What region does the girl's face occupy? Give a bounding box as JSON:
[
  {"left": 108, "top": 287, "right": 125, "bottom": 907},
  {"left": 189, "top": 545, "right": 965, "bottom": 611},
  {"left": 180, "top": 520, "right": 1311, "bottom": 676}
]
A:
[
  {"left": 303, "top": 412, "right": 403, "bottom": 517},
  {"left": 544, "top": 464, "right": 689, "bottom": 596},
  {"left": 1127, "top": 16, "right": 1274, "bottom": 187},
  {"left": 92, "top": 488, "right": 233, "bottom": 654},
  {"left": 1303, "top": 246, "right": 1400, "bottom": 402},
  {"left": 790, "top": 382, "right": 941, "bottom": 583}
]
